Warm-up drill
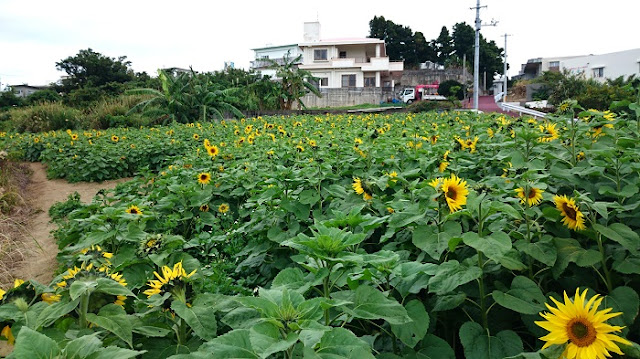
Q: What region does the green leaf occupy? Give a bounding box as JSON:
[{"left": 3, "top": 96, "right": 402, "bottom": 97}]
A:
[
  {"left": 516, "top": 236, "right": 557, "bottom": 267},
  {"left": 553, "top": 238, "right": 602, "bottom": 277},
  {"left": 432, "top": 292, "right": 466, "bottom": 312},
  {"left": 69, "top": 279, "right": 98, "bottom": 300},
  {"left": 459, "top": 321, "right": 524, "bottom": 359},
  {"left": 36, "top": 298, "right": 80, "bottom": 329},
  {"left": 249, "top": 322, "right": 298, "bottom": 358},
  {"left": 63, "top": 334, "right": 102, "bottom": 359},
  {"left": 86, "top": 347, "right": 145, "bottom": 359},
  {"left": 412, "top": 223, "right": 460, "bottom": 260},
  {"left": 428, "top": 260, "right": 482, "bottom": 295},
  {"left": 593, "top": 223, "right": 640, "bottom": 252},
  {"left": 333, "top": 285, "right": 411, "bottom": 325},
  {"left": 391, "top": 300, "right": 429, "bottom": 348},
  {"left": 604, "top": 286, "right": 639, "bottom": 327},
  {"left": 198, "top": 329, "right": 260, "bottom": 358},
  {"left": 299, "top": 189, "right": 321, "bottom": 205},
  {"left": 415, "top": 334, "right": 456, "bottom": 359},
  {"left": 95, "top": 278, "right": 135, "bottom": 297},
  {"left": 171, "top": 300, "right": 217, "bottom": 341},
  {"left": 492, "top": 276, "right": 546, "bottom": 315},
  {"left": 271, "top": 267, "right": 316, "bottom": 293},
  {"left": 132, "top": 326, "right": 171, "bottom": 337},
  {"left": 12, "top": 327, "right": 61, "bottom": 359},
  {"left": 305, "top": 327, "right": 375, "bottom": 359},
  {"left": 86, "top": 304, "right": 133, "bottom": 348},
  {"left": 462, "top": 231, "right": 512, "bottom": 264}
]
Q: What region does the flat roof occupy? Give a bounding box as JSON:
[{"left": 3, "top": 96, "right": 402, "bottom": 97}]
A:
[
  {"left": 300, "top": 38, "right": 384, "bottom": 47},
  {"left": 251, "top": 43, "right": 300, "bottom": 51}
]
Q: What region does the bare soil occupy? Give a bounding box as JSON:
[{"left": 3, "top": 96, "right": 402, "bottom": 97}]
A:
[{"left": 11, "top": 162, "right": 130, "bottom": 285}]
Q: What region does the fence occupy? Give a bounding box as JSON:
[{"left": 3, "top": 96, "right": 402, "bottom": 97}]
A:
[{"left": 299, "top": 87, "right": 397, "bottom": 108}]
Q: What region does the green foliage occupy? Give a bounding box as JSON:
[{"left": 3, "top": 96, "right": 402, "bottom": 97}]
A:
[
  {"left": 438, "top": 80, "right": 464, "bottom": 100},
  {"left": 56, "top": 48, "right": 134, "bottom": 94},
  {"left": 369, "top": 16, "right": 436, "bottom": 67},
  {"left": 1, "top": 108, "right": 640, "bottom": 358},
  {"left": 535, "top": 70, "right": 639, "bottom": 113},
  {"left": 127, "top": 69, "right": 243, "bottom": 124},
  {"left": 7, "top": 102, "right": 84, "bottom": 132},
  {"left": 267, "top": 53, "right": 322, "bottom": 110},
  {"left": 408, "top": 100, "right": 459, "bottom": 112},
  {"left": 25, "top": 89, "right": 61, "bottom": 105},
  {"left": 0, "top": 91, "right": 23, "bottom": 109}
]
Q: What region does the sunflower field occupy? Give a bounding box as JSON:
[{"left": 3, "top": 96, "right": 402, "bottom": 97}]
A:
[{"left": 0, "top": 102, "right": 639, "bottom": 358}]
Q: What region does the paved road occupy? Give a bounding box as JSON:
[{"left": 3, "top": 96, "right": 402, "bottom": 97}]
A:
[{"left": 463, "top": 96, "right": 512, "bottom": 115}]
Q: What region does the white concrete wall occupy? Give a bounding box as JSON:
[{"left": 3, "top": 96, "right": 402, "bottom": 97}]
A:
[
  {"left": 254, "top": 46, "right": 302, "bottom": 61},
  {"left": 561, "top": 48, "right": 640, "bottom": 81}
]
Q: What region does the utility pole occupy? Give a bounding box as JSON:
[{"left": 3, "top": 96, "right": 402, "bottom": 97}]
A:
[
  {"left": 502, "top": 33, "right": 511, "bottom": 103},
  {"left": 470, "top": 0, "right": 497, "bottom": 110}
]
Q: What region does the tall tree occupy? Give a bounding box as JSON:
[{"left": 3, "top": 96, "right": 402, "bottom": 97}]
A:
[
  {"left": 433, "top": 26, "right": 454, "bottom": 64},
  {"left": 56, "top": 48, "right": 134, "bottom": 93},
  {"left": 368, "top": 16, "right": 427, "bottom": 67}
]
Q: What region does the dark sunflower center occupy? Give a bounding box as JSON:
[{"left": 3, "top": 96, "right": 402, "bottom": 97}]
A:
[
  {"left": 200, "top": 175, "right": 207, "bottom": 180},
  {"left": 528, "top": 189, "right": 537, "bottom": 199},
  {"left": 447, "top": 188, "right": 457, "bottom": 200},
  {"left": 562, "top": 203, "right": 577, "bottom": 220},
  {"left": 567, "top": 318, "right": 596, "bottom": 347},
  {"left": 130, "top": 208, "right": 139, "bottom": 214}
]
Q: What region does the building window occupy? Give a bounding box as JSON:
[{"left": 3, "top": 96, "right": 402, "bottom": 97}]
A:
[
  {"left": 314, "top": 49, "right": 328, "bottom": 61},
  {"left": 339, "top": 51, "right": 347, "bottom": 59},
  {"left": 592, "top": 67, "right": 604, "bottom": 78},
  {"left": 341, "top": 74, "right": 356, "bottom": 88},
  {"left": 319, "top": 77, "right": 328, "bottom": 87},
  {"left": 364, "top": 76, "right": 376, "bottom": 87},
  {"left": 549, "top": 61, "right": 559, "bottom": 68}
]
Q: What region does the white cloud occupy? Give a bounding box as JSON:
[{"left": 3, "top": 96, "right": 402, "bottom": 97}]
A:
[{"left": 1, "top": 0, "right": 638, "bottom": 86}]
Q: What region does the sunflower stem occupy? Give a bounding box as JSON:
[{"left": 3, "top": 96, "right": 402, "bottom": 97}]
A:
[
  {"left": 596, "top": 232, "right": 613, "bottom": 293},
  {"left": 477, "top": 251, "right": 488, "bottom": 331},
  {"left": 78, "top": 293, "right": 90, "bottom": 329},
  {"left": 523, "top": 199, "right": 534, "bottom": 280}
]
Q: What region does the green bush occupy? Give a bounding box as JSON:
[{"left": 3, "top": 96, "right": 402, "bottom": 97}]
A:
[
  {"left": 408, "top": 100, "right": 460, "bottom": 112},
  {"left": 9, "top": 102, "right": 85, "bottom": 132},
  {"left": 438, "top": 80, "right": 464, "bottom": 100}
]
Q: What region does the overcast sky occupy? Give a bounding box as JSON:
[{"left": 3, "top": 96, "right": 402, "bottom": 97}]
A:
[{"left": 1, "top": 0, "right": 638, "bottom": 87}]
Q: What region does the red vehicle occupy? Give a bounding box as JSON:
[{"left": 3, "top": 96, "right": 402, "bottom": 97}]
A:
[{"left": 400, "top": 81, "right": 447, "bottom": 104}]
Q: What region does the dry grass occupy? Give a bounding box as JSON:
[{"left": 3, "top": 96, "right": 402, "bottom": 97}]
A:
[{"left": 0, "top": 161, "right": 33, "bottom": 287}]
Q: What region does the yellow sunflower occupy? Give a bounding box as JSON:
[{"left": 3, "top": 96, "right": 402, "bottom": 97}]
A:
[
  {"left": 41, "top": 293, "right": 61, "bottom": 304},
  {"left": 199, "top": 204, "right": 209, "bottom": 212},
  {"left": 515, "top": 186, "right": 544, "bottom": 207},
  {"left": 206, "top": 144, "right": 219, "bottom": 157},
  {"left": 218, "top": 203, "right": 230, "bottom": 214},
  {"left": 143, "top": 261, "right": 196, "bottom": 299},
  {"left": 441, "top": 174, "right": 469, "bottom": 213},
  {"left": 352, "top": 178, "right": 373, "bottom": 200},
  {"left": 1, "top": 325, "right": 14, "bottom": 345},
  {"left": 193, "top": 133, "right": 200, "bottom": 140},
  {"left": 554, "top": 195, "right": 585, "bottom": 231},
  {"left": 439, "top": 161, "right": 449, "bottom": 173},
  {"left": 538, "top": 123, "right": 559, "bottom": 142},
  {"left": 111, "top": 135, "right": 119, "bottom": 142},
  {"left": 197, "top": 172, "right": 211, "bottom": 185},
  {"left": 125, "top": 205, "right": 142, "bottom": 215},
  {"left": 535, "top": 288, "right": 631, "bottom": 359}
]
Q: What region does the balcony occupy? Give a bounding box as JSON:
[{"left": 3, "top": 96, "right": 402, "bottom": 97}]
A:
[{"left": 300, "top": 57, "right": 403, "bottom": 72}]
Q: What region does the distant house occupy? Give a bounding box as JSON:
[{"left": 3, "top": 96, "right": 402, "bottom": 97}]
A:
[
  {"left": 9, "top": 84, "right": 49, "bottom": 98},
  {"left": 515, "top": 48, "right": 640, "bottom": 81},
  {"left": 250, "top": 44, "right": 303, "bottom": 78},
  {"left": 250, "top": 22, "right": 403, "bottom": 89},
  {"left": 297, "top": 22, "right": 403, "bottom": 89}
]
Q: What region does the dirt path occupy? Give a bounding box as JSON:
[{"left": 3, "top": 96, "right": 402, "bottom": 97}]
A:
[{"left": 14, "top": 162, "right": 130, "bottom": 285}]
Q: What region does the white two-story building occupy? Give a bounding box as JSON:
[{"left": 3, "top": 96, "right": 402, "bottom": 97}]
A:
[{"left": 250, "top": 22, "right": 403, "bottom": 90}]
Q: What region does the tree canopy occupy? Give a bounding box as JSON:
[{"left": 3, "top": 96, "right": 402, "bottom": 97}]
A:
[
  {"left": 56, "top": 48, "right": 134, "bottom": 93},
  {"left": 368, "top": 16, "right": 505, "bottom": 78}
]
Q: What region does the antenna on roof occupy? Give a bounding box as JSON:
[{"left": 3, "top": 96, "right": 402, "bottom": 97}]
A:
[{"left": 316, "top": 11, "right": 319, "bottom": 21}]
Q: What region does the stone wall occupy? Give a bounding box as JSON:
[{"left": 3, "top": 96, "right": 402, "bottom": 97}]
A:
[
  {"left": 400, "top": 69, "right": 467, "bottom": 87},
  {"left": 300, "top": 88, "right": 396, "bottom": 108}
]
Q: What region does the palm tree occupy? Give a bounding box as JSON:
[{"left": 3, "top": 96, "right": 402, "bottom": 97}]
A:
[
  {"left": 267, "top": 53, "right": 321, "bottom": 110},
  {"left": 127, "top": 69, "right": 243, "bottom": 124}
]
